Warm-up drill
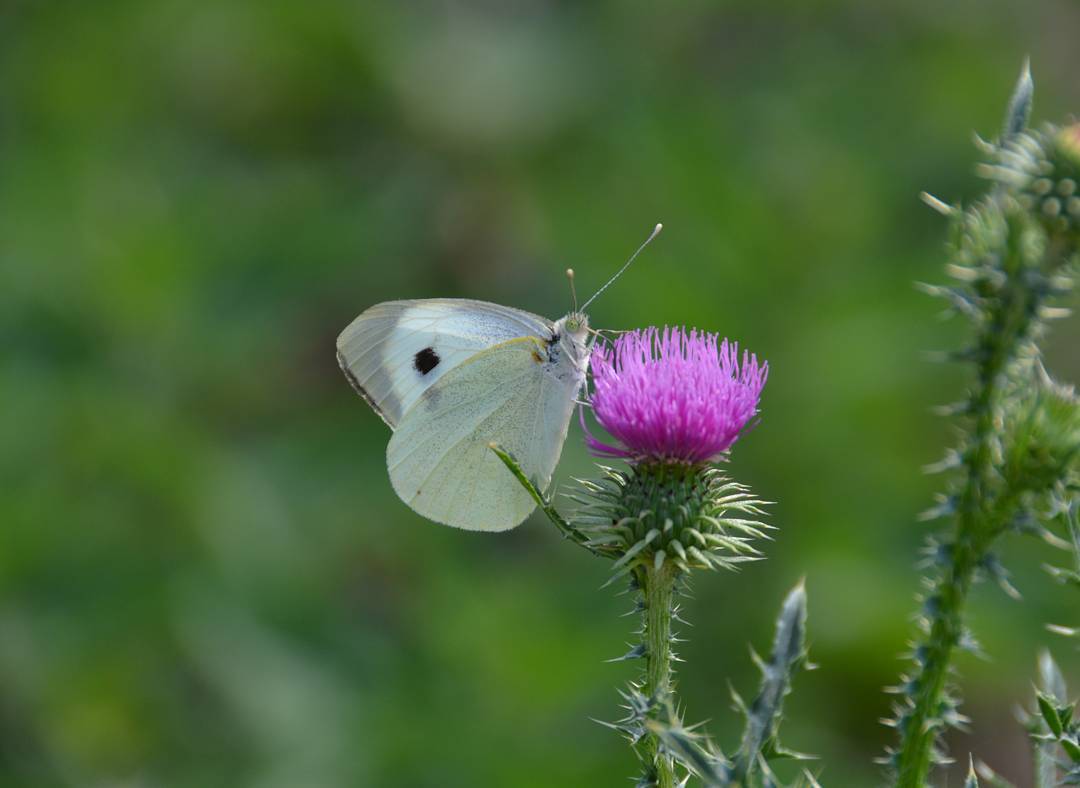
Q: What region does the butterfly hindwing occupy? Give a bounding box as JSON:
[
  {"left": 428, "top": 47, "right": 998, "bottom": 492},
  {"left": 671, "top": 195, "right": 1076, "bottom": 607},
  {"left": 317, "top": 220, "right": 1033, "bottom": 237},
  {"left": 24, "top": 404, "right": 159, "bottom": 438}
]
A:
[
  {"left": 336, "top": 299, "right": 553, "bottom": 428},
  {"left": 387, "top": 335, "right": 583, "bottom": 531}
]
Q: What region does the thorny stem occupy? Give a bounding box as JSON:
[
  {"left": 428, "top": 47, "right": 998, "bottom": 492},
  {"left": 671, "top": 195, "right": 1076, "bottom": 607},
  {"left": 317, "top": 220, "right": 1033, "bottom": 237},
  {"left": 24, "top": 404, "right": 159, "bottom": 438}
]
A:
[
  {"left": 895, "top": 221, "right": 1044, "bottom": 786},
  {"left": 639, "top": 562, "right": 679, "bottom": 788},
  {"left": 895, "top": 532, "right": 987, "bottom": 787}
]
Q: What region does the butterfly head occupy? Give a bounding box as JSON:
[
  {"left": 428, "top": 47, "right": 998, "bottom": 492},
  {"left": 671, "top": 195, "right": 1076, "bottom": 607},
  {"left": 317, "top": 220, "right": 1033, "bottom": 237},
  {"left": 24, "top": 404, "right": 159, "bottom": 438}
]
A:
[
  {"left": 552, "top": 312, "right": 591, "bottom": 370},
  {"left": 563, "top": 312, "right": 589, "bottom": 339}
]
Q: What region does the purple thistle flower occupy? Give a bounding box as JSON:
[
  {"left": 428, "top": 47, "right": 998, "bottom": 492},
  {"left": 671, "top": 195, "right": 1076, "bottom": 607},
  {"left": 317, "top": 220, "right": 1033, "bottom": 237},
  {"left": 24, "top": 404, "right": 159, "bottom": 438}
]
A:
[{"left": 585, "top": 327, "right": 768, "bottom": 464}]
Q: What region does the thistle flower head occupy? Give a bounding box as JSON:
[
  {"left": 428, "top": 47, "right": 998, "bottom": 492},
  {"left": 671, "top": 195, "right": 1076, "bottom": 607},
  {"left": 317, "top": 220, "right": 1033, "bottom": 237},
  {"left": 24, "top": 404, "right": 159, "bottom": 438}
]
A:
[{"left": 587, "top": 327, "right": 768, "bottom": 465}]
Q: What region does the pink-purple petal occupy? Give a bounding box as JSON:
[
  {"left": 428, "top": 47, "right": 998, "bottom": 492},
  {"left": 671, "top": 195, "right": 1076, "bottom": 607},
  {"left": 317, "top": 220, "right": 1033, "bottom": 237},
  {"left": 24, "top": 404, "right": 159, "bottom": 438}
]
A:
[{"left": 586, "top": 327, "right": 768, "bottom": 464}]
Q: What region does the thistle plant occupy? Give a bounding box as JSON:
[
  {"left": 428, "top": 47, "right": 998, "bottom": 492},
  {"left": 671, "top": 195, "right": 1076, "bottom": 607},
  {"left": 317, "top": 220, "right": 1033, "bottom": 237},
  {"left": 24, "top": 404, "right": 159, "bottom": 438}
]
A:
[
  {"left": 496, "top": 326, "right": 813, "bottom": 786},
  {"left": 885, "top": 64, "right": 1080, "bottom": 786}
]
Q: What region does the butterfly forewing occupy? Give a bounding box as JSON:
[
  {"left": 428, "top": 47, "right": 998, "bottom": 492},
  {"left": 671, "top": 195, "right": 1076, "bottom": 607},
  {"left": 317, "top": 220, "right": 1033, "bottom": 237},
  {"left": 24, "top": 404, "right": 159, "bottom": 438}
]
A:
[{"left": 336, "top": 299, "right": 552, "bottom": 427}]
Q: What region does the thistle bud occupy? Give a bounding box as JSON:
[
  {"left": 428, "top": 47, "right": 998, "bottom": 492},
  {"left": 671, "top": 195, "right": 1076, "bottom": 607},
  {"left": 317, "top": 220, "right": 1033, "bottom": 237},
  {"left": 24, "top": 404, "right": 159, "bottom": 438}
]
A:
[
  {"left": 993, "top": 123, "right": 1080, "bottom": 242},
  {"left": 1004, "top": 368, "right": 1080, "bottom": 492}
]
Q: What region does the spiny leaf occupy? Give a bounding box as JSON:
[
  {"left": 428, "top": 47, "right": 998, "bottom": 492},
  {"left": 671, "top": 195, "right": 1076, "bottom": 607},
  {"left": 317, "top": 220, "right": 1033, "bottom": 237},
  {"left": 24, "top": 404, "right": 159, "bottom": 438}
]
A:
[
  {"left": 729, "top": 581, "right": 810, "bottom": 784},
  {"left": 1002, "top": 58, "right": 1034, "bottom": 142},
  {"left": 643, "top": 717, "right": 725, "bottom": 785},
  {"left": 1037, "top": 692, "right": 1064, "bottom": 737}
]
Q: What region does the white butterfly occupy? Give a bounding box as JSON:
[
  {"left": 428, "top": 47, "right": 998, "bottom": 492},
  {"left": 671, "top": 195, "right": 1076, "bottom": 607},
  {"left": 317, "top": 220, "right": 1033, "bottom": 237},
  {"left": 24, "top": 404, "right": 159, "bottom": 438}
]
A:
[
  {"left": 337, "top": 300, "right": 590, "bottom": 531},
  {"left": 336, "top": 224, "right": 661, "bottom": 532}
]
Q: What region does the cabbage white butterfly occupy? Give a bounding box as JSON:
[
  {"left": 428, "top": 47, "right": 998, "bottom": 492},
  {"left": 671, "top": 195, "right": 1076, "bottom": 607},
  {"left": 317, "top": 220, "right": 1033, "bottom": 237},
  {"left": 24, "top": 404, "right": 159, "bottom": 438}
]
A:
[{"left": 337, "top": 224, "right": 661, "bottom": 531}]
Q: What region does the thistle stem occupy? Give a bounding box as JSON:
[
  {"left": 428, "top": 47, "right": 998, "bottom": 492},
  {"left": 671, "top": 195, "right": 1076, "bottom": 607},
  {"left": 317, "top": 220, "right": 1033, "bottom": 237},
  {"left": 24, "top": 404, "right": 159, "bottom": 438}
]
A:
[
  {"left": 894, "top": 534, "right": 983, "bottom": 786},
  {"left": 640, "top": 562, "right": 678, "bottom": 788},
  {"left": 896, "top": 215, "right": 1039, "bottom": 786}
]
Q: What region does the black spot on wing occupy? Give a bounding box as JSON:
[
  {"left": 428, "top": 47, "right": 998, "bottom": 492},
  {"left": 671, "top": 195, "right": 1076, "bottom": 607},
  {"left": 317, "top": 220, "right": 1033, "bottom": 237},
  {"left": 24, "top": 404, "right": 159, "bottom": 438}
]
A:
[{"left": 414, "top": 347, "right": 440, "bottom": 375}]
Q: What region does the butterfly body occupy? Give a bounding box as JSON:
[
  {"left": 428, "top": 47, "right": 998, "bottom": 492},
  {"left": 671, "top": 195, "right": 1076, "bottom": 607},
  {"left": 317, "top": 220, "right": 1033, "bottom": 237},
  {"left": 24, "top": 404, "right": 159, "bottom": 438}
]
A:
[{"left": 337, "top": 299, "right": 590, "bottom": 531}]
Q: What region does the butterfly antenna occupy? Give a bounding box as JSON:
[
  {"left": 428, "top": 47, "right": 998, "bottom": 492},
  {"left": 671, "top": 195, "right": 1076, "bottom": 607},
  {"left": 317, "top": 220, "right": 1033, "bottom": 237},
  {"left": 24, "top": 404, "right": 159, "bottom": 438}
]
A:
[
  {"left": 566, "top": 268, "right": 579, "bottom": 312},
  {"left": 580, "top": 222, "right": 662, "bottom": 311}
]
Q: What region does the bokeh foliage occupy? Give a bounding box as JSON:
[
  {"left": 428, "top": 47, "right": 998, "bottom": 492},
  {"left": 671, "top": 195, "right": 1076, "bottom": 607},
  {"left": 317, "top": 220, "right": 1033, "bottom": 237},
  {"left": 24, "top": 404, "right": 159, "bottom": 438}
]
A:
[{"left": 2, "top": 1, "right": 1079, "bottom": 786}]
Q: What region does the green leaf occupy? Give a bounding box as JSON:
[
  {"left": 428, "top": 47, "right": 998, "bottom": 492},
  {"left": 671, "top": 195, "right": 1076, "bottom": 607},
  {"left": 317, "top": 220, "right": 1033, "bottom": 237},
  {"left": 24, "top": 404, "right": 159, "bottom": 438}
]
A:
[
  {"left": 1038, "top": 692, "right": 1064, "bottom": 737},
  {"left": 729, "top": 581, "right": 810, "bottom": 783},
  {"left": 1060, "top": 735, "right": 1080, "bottom": 763},
  {"left": 643, "top": 717, "right": 726, "bottom": 785}
]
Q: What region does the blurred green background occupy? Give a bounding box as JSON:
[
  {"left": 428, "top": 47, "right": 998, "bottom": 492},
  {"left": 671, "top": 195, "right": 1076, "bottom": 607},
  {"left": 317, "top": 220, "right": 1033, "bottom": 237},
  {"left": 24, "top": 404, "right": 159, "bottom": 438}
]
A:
[{"left": 3, "top": 1, "right": 1079, "bottom": 786}]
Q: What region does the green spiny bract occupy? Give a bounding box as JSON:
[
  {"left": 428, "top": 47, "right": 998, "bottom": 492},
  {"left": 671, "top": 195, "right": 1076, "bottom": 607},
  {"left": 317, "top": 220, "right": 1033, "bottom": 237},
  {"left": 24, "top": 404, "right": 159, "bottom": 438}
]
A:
[{"left": 569, "top": 463, "right": 771, "bottom": 582}]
